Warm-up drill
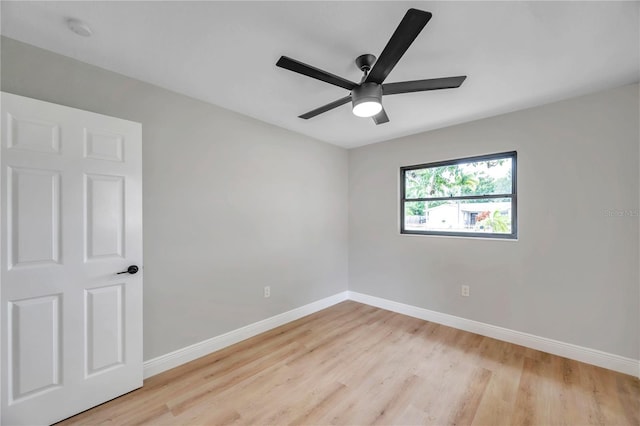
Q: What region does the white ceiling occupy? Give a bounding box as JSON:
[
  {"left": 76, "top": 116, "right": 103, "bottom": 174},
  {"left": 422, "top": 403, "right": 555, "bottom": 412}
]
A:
[{"left": 2, "top": 1, "right": 638, "bottom": 148}]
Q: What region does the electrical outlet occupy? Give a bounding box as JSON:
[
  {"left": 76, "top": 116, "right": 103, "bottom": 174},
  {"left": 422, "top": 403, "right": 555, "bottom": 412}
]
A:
[
  {"left": 264, "top": 286, "right": 271, "bottom": 298},
  {"left": 461, "top": 285, "right": 470, "bottom": 297}
]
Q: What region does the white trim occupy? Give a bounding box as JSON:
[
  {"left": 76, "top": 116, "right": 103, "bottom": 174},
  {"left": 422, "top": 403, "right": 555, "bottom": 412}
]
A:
[
  {"left": 143, "top": 289, "right": 638, "bottom": 380},
  {"left": 143, "top": 291, "right": 348, "bottom": 378},
  {"left": 347, "top": 291, "right": 639, "bottom": 378}
]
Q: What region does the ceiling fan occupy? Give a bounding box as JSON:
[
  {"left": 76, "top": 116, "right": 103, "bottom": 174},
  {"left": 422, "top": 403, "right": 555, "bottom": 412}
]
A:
[{"left": 276, "top": 8, "right": 467, "bottom": 125}]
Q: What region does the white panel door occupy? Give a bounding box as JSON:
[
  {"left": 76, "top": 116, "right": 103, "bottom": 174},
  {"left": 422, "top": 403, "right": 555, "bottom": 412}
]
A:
[{"left": 1, "top": 92, "right": 143, "bottom": 425}]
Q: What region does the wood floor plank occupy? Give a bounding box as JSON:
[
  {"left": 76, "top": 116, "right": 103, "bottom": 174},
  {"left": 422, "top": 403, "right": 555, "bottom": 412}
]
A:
[
  {"left": 57, "top": 301, "right": 640, "bottom": 426},
  {"left": 449, "top": 367, "right": 492, "bottom": 425}
]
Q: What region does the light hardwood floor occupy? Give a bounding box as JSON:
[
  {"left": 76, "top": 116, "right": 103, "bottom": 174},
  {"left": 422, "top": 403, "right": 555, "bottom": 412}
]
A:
[{"left": 59, "top": 301, "right": 639, "bottom": 425}]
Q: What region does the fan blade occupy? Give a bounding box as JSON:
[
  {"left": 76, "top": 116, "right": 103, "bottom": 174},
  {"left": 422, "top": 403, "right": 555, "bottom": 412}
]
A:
[
  {"left": 365, "top": 9, "right": 432, "bottom": 84},
  {"left": 383, "top": 76, "right": 467, "bottom": 95},
  {"left": 277, "top": 56, "right": 357, "bottom": 90},
  {"left": 299, "top": 95, "right": 352, "bottom": 119},
  {"left": 372, "top": 108, "right": 389, "bottom": 125}
]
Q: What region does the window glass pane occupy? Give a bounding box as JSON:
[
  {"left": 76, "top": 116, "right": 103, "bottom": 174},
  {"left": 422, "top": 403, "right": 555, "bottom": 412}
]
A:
[
  {"left": 405, "top": 157, "right": 513, "bottom": 199},
  {"left": 405, "top": 198, "right": 513, "bottom": 234},
  {"left": 404, "top": 201, "right": 427, "bottom": 230}
]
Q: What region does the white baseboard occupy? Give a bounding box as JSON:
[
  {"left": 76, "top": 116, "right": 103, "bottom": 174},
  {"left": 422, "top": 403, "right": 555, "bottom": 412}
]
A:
[
  {"left": 348, "top": 291, "right": 639, "bottom": 378},
  {"left": 144, "top": 289, "right": 638, "bottom": 380},
  {"left": 143, "top": 291, "right": 348, "bottom": 378}
]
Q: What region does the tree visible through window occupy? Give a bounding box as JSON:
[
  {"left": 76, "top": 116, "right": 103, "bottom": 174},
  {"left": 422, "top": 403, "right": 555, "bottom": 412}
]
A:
[{"left": 401, "top": 151, "right": 517, "bottom": 239}]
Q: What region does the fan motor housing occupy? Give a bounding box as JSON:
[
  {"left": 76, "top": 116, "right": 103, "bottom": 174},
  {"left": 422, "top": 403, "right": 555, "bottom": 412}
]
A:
[{"left": 352, "top": 83, "right": 382, "bottom": 102}]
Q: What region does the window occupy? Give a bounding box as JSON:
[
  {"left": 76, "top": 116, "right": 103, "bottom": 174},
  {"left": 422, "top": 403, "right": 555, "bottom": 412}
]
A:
[{"left": 401, "top": 151, "right": 517, "bottom": 239}]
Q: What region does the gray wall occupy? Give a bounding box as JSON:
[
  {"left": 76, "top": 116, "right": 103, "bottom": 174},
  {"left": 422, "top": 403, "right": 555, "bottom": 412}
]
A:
[
  {"left": 1, "top": 37, "right": 349, "bottom": 360},
  {"left": 3, "top": 36, "right": 638, "bottom": 362},
  {"left": 349, "top": 83, "right": 639, "bottom": 359}
]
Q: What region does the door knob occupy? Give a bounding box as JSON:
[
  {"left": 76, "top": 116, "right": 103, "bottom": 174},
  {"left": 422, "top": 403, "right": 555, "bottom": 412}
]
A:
[{"left": 117, "top": 265, "right": 139, "bottom": 275}]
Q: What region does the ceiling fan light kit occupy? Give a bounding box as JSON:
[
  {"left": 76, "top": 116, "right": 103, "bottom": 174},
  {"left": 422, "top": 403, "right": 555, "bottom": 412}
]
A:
[
  {"left": 276, "top": 8, "right": 466, "bottom": 125},
  {"left": 352, "top": 83, "right": 383, "bottom": 117}
]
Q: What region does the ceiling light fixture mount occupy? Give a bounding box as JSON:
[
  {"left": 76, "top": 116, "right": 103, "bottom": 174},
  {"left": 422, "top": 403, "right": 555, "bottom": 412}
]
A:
[
  {"left": 355, "top": 54, "right": 376, "bottom": 76},
  {"left": 66, "top": 18, "right": 92, "bottom": 37}
]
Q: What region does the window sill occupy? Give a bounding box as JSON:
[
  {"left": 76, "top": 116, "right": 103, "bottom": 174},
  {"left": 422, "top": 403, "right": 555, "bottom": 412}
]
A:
[{"left": 399, "top": 232, "right": 519, "bottom": 242}]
